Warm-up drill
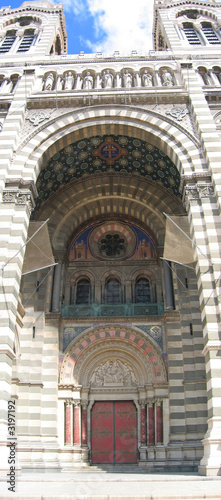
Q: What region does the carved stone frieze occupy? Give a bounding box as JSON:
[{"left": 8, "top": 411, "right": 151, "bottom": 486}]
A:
[
  {"left": 198, "top": 183, "right": 214, "bottom": 198},
  {"left": 3, "top": 190, "right": 35, "bottom": 212},
  {"left": 3, "top": 179, "right": 37, "bottom": 212},
  {"left": 184, "top": 182, "right": 215, "bottom": 205},
  {"left": 184, "top": 184, "right": 199, "bottom": 200},
  {"left": 89, "top": 359, "right": 137, "bottom": 387}
]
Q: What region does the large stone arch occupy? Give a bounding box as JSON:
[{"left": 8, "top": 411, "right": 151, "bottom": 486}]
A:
[
  {"left": 60, "top": 325, "right": 167, "bottom": 388},
  {"left": 35, "top": 173, "right": 184, "bottom": 250},
  {"left": 17, "top": 105, "right": 201, "bottom": 185}
]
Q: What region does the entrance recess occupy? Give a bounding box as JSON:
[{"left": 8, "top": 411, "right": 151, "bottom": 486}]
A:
[{"left": 91, "top": 401, "right": 137, "bottom": 464}]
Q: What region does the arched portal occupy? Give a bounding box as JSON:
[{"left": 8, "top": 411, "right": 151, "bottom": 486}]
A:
[
  {"left": 17, "top": 116, "right": 207, "bottom": 472},
  {"left": 59, "top": 326, "right": 168, "bottom": 464}
]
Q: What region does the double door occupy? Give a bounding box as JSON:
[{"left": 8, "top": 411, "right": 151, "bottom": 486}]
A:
[{"left": 91, "top": 401, "right": 137, "bottom": 464}]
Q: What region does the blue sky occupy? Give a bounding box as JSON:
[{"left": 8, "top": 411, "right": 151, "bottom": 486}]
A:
[{"left": 6, "top": 0, "right": 154, "bottom": 55}]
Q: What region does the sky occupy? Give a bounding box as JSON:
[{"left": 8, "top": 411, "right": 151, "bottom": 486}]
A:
[{"left": 6, "top": 0, "right": 154, "bottom": 55}]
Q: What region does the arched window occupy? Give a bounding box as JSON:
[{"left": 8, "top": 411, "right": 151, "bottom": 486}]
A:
[
  {"left": 135, "top": 278, "right": 151, "bottom": 303},
  {"left": 0, "top": 31, "right": 17, "bottom": 53},
  {"left": 76, "top": 278, "right": 90, "bottom": 304},
  {"left": 17, "top": 29, "right": 35, "bottom": 52},
  {"left": 183, "top": 23, "right": 201, "bottom": 45},
  {"left": 201, "top": 22, "right": 221, "bottom": 45},
  {"left": 105, "top": 278, "right": 121, "bottom": 304}
]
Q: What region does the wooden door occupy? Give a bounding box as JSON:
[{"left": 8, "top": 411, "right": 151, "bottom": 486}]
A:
[{"left": 91, "top": 401, "right": 137, "bottom": 464}]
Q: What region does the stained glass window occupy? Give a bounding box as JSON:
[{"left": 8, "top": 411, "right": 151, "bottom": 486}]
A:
[
  {"left": 105, "top": 278, "right": 121, "bottom": 304},
  {"left": 76, "top": 279, "right": 90, "bottom": 304},
  {"left": 136, "top": 278, "right": 150, "bottom": 303}
]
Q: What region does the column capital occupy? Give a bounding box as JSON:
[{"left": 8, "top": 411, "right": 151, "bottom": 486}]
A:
[
  {"left": 3, "top": 179, "right": 37, "bottom": 213},
  {"left": 81, "top": 401, "right": 88, "bottom": 410},
  {"left": 139, "top": 399, "right": 147, "bottom": 409},
  {"left": 73, "top": 399, "right": 81, "bottom": 408},
  {"left": 65, "top": 398, "right": 73, "bottom": 407}
]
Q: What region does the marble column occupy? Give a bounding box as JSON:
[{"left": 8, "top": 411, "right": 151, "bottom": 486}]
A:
[{"left": 64, "top": 400, "right": 72, "bottom": 444}]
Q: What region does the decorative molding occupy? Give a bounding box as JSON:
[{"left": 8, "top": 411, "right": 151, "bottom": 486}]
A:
[
  {"left": 3, "top": 190, "right": 35, "bottom": 212},
  {"left": 26, "top": 110, "right": 50, "bottom": 127},
  {"left": 166, "top": 106, "right": 189, "bottom": 121},
  {"left": 198, "top": 183, "right": 214, "bottom": 198},
  {"left": 184, "top": 184, "right": 199, "bottom": 200},
  {"left": 202, "top": 340, "right": 221, "bottom": 357},
  {"left": 3, "top": 179, "right": 38, "bottom": 213}
]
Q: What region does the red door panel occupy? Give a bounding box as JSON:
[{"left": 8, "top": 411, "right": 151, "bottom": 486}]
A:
[
  {"left": 91, "top": 401, "right": 137, "bottom": 464},
  {"left": 115, "top": 401, "right": 137, "bottom": 463},
  {"left": 91, "top": 402, "right": 113, "bottom": 463}
]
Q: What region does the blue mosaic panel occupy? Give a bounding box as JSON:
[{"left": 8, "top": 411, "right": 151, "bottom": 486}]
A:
[
  {"left": 33, "top": 135, "right": 181, "bottom": 215},
  {"left": 134, "top": 324, "right": 163, "bottom": 350},
  {"left": 63, "top": 326, "right": 89, "bottom": 351}
]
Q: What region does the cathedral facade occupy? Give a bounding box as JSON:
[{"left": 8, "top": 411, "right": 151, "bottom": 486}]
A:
[{"left": 0, "top": 0, "right": 221, "bottom": 476}]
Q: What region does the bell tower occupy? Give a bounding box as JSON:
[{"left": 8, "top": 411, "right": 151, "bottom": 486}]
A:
[
  {"left": 0, "top": 1, "right": 67, "bottom": 57},
  {"left": 153, "top": 0, "right": 221, "bottom": 53}
]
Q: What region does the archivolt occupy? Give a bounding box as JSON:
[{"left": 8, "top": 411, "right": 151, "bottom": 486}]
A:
[
  {"left": 19, "top": 105, "right": 200, "bottom": 183},
  {"left": 60, "top": 325, "right": 167, "bottom": 387}
]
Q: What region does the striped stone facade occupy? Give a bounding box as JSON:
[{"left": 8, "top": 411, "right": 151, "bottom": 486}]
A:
[{"left": 0, "top": 0, "right": 221, "bottom": 476}]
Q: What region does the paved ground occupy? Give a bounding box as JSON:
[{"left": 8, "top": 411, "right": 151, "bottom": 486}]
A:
[{"left": 1, "top": 468, "right": 221, "bottom": 500}]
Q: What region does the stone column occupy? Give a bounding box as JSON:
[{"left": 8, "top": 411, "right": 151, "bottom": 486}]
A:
[
  {"left": 139, "top": 400, "right": 147, "bottom": 462},
  {"left": 140, "top": 401, "right": 146, "bottom": 445},
  {"left": 75, "top": 74, "right": 82, "bottom": 89},
  {"left": 148, "top": 402, "right": 155, "bottom": 444},
  {"left": 73, "top": 400, "right": 80, "bottom": 445},
  {"left": 64, "top": 400, "right": 72, "bottom": 444},
  {"left": 135, "top": 72, "right": 141, "bottom": 87},
  {"left": 95, "top": 73, "right": 101, "bottom": 89},
  {"left": 51, "top": 263, "right": 62, "bottom": 312},
  {"left": 81, "top": 401, "right": 89, "bottom": 463},
  {"left": 156, "top": 400, "right": 163, "bottom": 444},
  {"left": 163, "top": 260, "right": 175, "bottom": 309},
  {"left": 115, "top": 72, "right": 121, "bottom": 88}
]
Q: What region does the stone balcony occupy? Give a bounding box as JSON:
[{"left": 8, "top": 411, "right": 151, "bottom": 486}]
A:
[{"left": 61, "top": 302, "right": 164, "bottom": 319}]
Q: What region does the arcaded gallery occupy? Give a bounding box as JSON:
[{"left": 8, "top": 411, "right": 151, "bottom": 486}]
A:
[{"left": 0, "top": 0, "right": 221, "bottom": 476}]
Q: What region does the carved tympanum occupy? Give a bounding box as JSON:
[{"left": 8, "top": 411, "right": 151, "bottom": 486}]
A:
[{"left": 89, "top": 359, "right": 137, "bottom": 387}]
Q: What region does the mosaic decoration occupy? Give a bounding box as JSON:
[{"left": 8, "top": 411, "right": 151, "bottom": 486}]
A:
[
  {"left": 69, "top": 221, "right": 155, "bottom": 261},
  {"left": 63, "top": 326, "right": 89, "bottom": 351},
  {"left": 34, "top": 135, "right": 181, "bottom": 214},
  {"left": 135, "top": 324, "right": 163, "bottom": 350},
  {"left": 92, "top": 136, "right": 128, "bottom": 165}
]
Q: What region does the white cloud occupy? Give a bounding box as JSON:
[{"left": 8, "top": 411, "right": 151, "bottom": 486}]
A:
[
  {"left": 59, "top": 0, "right": 86, "bottom": 16},
  {"left": 87, "top": 0, "right": 154, "bottom": 53},
  {"left": 61, "top": 0, "right": 154, "bottom": 54}
]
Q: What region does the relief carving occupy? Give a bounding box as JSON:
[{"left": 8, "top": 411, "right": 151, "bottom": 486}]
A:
[{"left": 90, "top": 359, "right": 137, "bottom": 387}]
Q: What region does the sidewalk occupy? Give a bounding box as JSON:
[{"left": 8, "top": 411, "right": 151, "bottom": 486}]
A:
[{"left": 1, "top": 468, "right": 221, "bottom": 500}]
